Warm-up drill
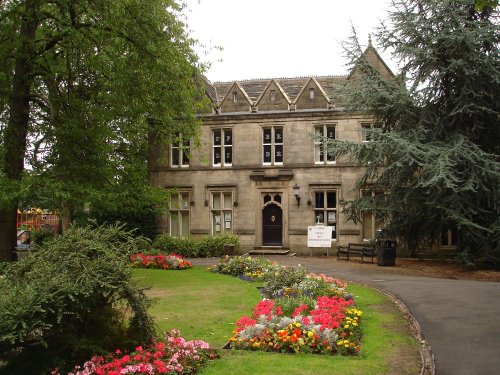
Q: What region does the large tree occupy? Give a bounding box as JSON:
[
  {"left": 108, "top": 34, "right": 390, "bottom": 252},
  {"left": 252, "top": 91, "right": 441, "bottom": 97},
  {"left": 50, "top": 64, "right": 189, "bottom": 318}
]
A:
[
  {"left": 331, "top": 0, "right": 499, "bottom": 265},
  {"left": 0, "top": 0, "right": 207, "bottom": 261}
]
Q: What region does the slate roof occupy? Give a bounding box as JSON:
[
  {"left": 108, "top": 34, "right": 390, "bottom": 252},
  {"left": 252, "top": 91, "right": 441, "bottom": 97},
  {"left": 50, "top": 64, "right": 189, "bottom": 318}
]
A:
[{"left": 209, "top": 76, "right": 348, "bottom": 106}]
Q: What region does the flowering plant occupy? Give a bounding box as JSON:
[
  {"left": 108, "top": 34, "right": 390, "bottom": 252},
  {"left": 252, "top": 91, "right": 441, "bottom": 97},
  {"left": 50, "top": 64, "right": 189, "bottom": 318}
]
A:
[
  {"left": 230, "top": 296, "right": 362, "bottom": 355},
  {"left": 208, "top": 256, "right": 274, "bottom": 280},
  {"left": 66, "top": 330, "right": 218, "bottom": 375},
  {"left": 130, "top": 253, "right": 192, "bottom": 270}
]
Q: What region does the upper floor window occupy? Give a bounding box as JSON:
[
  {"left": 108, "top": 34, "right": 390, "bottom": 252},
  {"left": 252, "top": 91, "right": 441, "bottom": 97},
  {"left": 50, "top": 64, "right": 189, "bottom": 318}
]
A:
[
  {"left": 314, "top": 190, "right": 337, "bottom": 240},
  {"left": 232, "top": 91, "right": 238, "bottom": 102},
  {"left": 309, "top": 88, "right": 315, "bottom": 100},
  {"left": 171, "top": 134, "right": 189, "bottom": 168},
  {"left": 270, "top": 90, "right": 276, "bottom": 101},
  {"left": 262, "top": 126, "right": 283, "bottom": 165},
  {"left": 211, "top": 191, "right": 233, "bottom": 234},
  {"left": 361, "top": 190, "right": 385, "bottom": 241},
  {"left": 213, "top": 129, "right": 232, "bottom": 167},
  {"left": 314, "top": 124, "right": 336, "bottom": 164},
  {"left": 169, "top": 191, "right": 190, "bottom": 237}
]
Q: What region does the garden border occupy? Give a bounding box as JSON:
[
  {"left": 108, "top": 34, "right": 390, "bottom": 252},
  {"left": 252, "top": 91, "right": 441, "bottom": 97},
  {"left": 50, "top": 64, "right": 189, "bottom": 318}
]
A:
[{"left": 354, "top": 281, "right": 435, "bottom": 375}]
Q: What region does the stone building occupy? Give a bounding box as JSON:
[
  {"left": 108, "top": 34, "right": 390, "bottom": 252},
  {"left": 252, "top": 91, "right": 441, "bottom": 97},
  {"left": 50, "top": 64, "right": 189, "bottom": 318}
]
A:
[{"left": 149, "top": 44, "right": 399, "bottom": 255}]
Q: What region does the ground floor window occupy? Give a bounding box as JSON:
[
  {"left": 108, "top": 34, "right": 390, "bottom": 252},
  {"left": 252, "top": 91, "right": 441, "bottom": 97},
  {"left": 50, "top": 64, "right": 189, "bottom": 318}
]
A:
[
  {"left": 169, "top": 192, "right": 190, "bottom": 237},
  {"left": 441, "top": 227, "right": 458, "bottom": 247},
  {"left": 313, "top": 190, "right": 337, "bottom": 240},
  {"left": 361, "top": 190, "right": 385, "bottom": 241},
  {"left": 211, "top": 191, "right": 233, "bottom": 234}
]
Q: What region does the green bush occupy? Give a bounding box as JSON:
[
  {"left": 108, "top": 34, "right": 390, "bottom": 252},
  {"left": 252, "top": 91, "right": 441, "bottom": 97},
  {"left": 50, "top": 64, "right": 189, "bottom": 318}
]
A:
[
  {"left": 209, "top": 255, "right": 273, "bottom": 277},
  {"left": 0, "top": 224, "right": 155, "bottom": 374},
  {"left": 152, "top": 233, "right": 240, "bottom": 258},
  {"left": 262, "top": 264, "right": 309, "bottom": 298}
]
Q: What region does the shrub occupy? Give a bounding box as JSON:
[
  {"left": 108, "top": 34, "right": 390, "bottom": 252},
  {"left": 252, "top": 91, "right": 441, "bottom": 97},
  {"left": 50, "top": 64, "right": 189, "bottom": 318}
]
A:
[
  {"left": 209, "top": 256, "right": 274, "bottom": 278},
  {"left": 262, "top": 264, "right": 308, "bottom": 298},
  {"left": 152, "top": 233, "right": 240, "bottom": 258},
  {"left": 0, "top": 224, "right": 155, "bottom": 374}
]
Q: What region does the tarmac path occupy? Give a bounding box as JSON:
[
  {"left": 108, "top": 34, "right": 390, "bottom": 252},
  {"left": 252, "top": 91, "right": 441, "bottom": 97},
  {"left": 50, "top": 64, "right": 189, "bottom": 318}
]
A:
[{"left": 190, "top": 256, "right": 500, "bottom": 375}]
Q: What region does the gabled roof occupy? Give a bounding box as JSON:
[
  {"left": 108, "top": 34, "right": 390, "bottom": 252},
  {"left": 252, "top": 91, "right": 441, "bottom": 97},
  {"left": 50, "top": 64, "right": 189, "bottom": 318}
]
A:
[
  {"left": 255, "top": 79, "right": 291, "bottom": 106},
  {"left": 219, "top": 81, "right": 253, "bottom": 106},
  {"left": 292, "top": 77, "right": 331, "bottom": 105}
]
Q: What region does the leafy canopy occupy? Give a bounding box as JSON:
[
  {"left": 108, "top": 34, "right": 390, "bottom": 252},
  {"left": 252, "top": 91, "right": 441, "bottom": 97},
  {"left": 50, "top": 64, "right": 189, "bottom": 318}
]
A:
[{"left": 331, "top": 0, "right": 500, "bottom": 265}]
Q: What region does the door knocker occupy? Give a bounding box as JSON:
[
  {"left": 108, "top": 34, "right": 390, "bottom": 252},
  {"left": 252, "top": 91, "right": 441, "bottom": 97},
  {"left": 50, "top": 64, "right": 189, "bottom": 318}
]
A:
[{"left": 271, "top": 215, "right": 276, "bottom": 223}]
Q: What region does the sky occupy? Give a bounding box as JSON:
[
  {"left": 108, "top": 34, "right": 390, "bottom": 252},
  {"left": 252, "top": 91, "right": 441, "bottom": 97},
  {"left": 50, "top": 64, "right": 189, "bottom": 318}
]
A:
[{"left": 183, "top": 0, "right": 395, "bottom": 82}]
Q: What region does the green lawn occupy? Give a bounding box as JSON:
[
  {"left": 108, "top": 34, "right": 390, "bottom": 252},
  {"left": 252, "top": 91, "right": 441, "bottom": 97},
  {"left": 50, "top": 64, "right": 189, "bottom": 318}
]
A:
[{"left": 134, "top": 267, "right": 420, "bottom": 375}]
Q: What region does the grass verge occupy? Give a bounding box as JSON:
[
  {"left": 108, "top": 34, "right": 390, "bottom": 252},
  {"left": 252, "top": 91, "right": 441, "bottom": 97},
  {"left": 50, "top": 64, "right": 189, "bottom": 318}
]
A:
[{"left": 134, "top": 267, "right": 420, "bottom": 375}]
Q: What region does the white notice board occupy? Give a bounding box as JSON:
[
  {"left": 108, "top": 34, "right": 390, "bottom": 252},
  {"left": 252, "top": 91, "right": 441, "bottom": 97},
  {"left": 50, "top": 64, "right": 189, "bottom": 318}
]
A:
[
  {"left": 307, "top": 226, "right": 333, "bottom": 256},
  {"left": 307, "top": 226, "right": 333, "bottom": 247}
]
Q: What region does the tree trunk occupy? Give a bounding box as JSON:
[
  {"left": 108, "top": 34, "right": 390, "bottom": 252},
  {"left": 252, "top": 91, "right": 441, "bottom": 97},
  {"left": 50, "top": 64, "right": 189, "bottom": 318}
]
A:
[
  {"left": 61, "top": 203, "right": 74, "bottom": 232},
  {"left": 0, "top": 0, "right": 39, "bottom": 261}
]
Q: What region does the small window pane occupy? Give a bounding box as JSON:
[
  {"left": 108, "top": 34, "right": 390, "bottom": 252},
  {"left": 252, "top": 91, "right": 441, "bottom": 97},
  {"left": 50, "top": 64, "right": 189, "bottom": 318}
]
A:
[
  {"left": 225, "top": 147, "right": 232, "bottom": 164},
  {"left": 213, "top": 130, "right": 221, "bottom": 145},
  {"left": 263, "top": 145, "right": 272, "bottom": 163},
  {"left": 181, "top": 213, "right": 189, "bottom": 236},
  {"left": 363, "top": 213, "right": 374, "bottom": 240},
  {"left": 182, "top": 149, "right": 189, "bottom": 165},
  {"left": 264, "top": 194, "right": 271, "bottom": 204},
  {"left": 327, "top": 126, "right": 335, "bottom": 139},
  {"left": 171, "top": 214, "right": 179, "bottom": 236},
  {"left": 181, "top": 193, "right": 189, "bottom": 209},
  {"left": 213, "top": 194, "right": 221, "bottom": 209},
  {"left": 172, "top": 148, "right": 179, "bottom": 166},
  {"left": 275, "top": 145, "right": 283, "bottom": 163},
  {"left": 263, "top": 128, "right": 272, "bottom": 144},
  {"left": 274, "top": 128, "right": 283, "bottom": 143},
  {"left": 223, "top": 193, "right": 232, "bottom": 209},
  {"left": 213, "top": 147, "right": 221, "bottom": 164},
  {"left": 225, "top": 130, "right": 232, "bottom": 145},
  {"left": 327, "top": 192, "right": 336, "bottom": 208},
  {"left": 315, "top": 192, "right": 324, "bottom": 208}
]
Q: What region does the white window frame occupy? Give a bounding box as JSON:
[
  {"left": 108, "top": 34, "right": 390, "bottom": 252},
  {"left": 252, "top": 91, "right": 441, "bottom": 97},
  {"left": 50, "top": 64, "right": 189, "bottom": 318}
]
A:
[
  {"left": 212, "top": 128, "right": 233, "bottom": 167},
  {"left": 169, "top": 191, "right": 190, "bottom": 237},
  {"left": 170, "top": 134, "right": 190, "bottom": 168},
  {"left": 314, "top": 124, "right": 336, "bottom": 165},
  {"left": 210, "top": 191, "right": 234, "bottom": 235},
  {"left": 313, "top": 190, "right": 337, "bottom": 241},
  {"left": 262, "top": 126, "right": 283, "bottom": 166}
]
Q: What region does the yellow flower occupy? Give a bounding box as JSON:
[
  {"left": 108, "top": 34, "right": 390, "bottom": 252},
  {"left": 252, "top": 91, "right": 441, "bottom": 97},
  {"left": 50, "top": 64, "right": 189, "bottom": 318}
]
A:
[
  {"left": 344, "top": 325, "right": 349, "bottom": 329},
  {"left": 308, "top": 331, "right": 314, "bottom": 338}
]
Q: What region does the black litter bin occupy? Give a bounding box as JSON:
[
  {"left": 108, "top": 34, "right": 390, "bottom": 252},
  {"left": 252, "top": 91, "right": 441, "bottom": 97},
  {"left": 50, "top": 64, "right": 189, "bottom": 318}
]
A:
[{"left": 377, "top": 240, "right": 397, "bottom": 266}]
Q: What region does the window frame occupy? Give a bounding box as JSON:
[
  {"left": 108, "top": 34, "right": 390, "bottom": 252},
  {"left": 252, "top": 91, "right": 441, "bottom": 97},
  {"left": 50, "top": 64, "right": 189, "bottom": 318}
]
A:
[
  {"left": 169, "top": 191, "right": 190, "bottom": 237},
  {"left": 361, "top": 122, "right": 373, "bottom": 143},
  {"left": 212, "top": 128, "right": 233, "bottom": 167},
  {"left": 314, "top": 123, "right": 336, "bottom": 165},
  {"left": 210, "top": 191, "right": 234, "bottom": 235},
  {"left": 313, "top": 190, "right": 337, "bottom": 241},
  {"left": 170, "top": 134, "right": 190, "bottom": 168},
  {"left": 262, "top": 126, "right": 284, "bottom": 166}
]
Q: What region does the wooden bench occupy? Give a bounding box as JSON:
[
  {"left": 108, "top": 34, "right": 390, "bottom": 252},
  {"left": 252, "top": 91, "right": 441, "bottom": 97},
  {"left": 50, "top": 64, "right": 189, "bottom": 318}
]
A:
[{"left": 337, "top": 243, "right": 376, "bottom": 263}]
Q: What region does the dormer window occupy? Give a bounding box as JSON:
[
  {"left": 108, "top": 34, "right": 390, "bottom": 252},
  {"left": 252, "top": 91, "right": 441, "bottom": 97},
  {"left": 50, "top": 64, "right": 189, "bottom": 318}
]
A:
[
  {"left": 270, "top": 90, "right": 276, "bottom": 101},
  {"left": 309, "top": 88, "right": 315, "bottom": 100},
  {"left": 232, "top": 91, "right": 238, "bottom": 103}
]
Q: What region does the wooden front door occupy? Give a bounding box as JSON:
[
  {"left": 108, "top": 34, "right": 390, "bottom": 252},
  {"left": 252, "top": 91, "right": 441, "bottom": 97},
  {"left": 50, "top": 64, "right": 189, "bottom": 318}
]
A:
[{"left": 262, "top": 203, "right": 282, "bottom": 246}]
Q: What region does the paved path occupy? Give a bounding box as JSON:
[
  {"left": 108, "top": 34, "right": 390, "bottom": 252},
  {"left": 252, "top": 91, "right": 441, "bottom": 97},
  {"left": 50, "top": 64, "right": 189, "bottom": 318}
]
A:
[{"left": 191, "top": 256, "right": 500, "bottom": 375}]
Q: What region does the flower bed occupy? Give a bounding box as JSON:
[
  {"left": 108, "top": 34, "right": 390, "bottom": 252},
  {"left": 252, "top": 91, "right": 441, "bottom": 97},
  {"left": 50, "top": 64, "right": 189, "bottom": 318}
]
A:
[
  {"left": 66, "top": 330, "right": 218, "bottom": 375},
  {"left": 130, "top": 253, "right": 192, "bottom": 270},
  {"left": 210, "top": 257, "right": 363, "bottom": 356}
]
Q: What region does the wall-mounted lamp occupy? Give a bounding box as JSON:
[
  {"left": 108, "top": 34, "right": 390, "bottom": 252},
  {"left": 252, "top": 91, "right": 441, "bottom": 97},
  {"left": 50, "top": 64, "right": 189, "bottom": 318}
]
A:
[{"left": 293, "top": 183, "right": 301, "bottom": 207}]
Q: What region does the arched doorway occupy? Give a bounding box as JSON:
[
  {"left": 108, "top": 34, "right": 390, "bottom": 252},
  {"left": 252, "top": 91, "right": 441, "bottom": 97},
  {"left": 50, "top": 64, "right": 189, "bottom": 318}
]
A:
[{"left": 262, "top": 202, "right": 283, "bottom": 246}]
